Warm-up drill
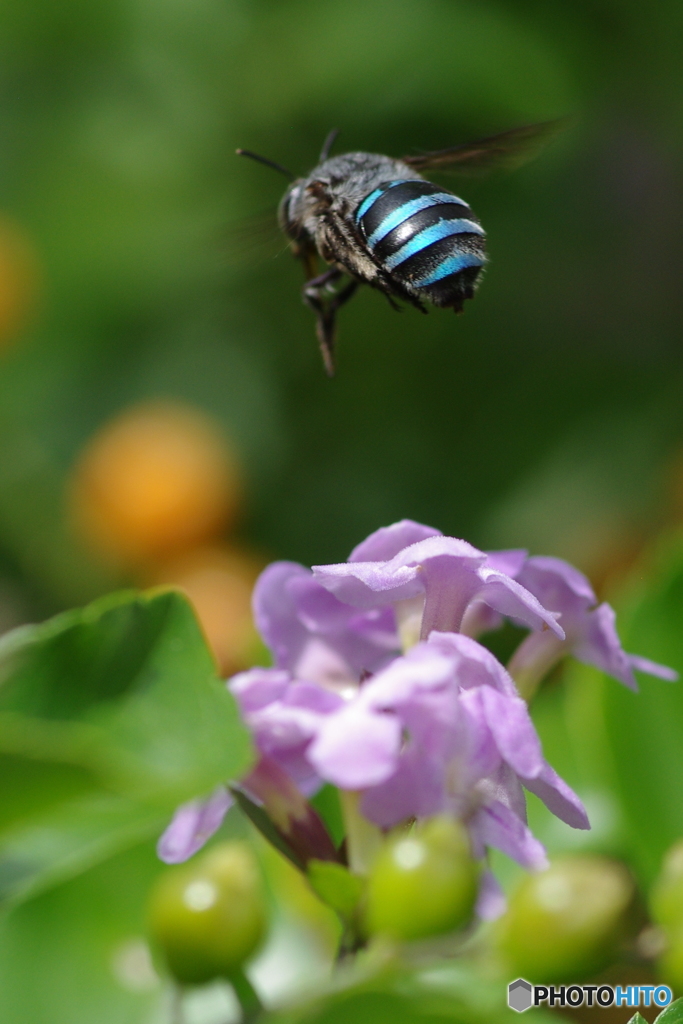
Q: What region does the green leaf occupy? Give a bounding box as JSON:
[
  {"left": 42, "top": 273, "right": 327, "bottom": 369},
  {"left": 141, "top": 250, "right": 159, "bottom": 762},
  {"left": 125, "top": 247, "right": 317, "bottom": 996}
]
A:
[
  {"left": 271, "top": 989, "right": 466, "bottom": 1024},
  {"left": 600, "top": 533, "right": 683, "bottom": 880},
  {"left": 307, "top": 860, "right": 364, "bottom": 918},
  {"left": 311, "top": 784, "right": 345, "bottom": 848},
  {"left": 0, "top": 589, "right": 255, "bottom": 907},
  {"left": 0, "top": 838, "right": 166, "bottom": 1024},
  {"left": 626, "top": 1014, "right": 648, "bottom": 1024},
  {"left": 656, "top": 999, "right": 683, "bottom": 1024},
  {"left": 0, "top": 588, "right": 254, "bottom": 801},
  {"left": 263, "top": 958, "right": 560, "bottom": 1024},
  {"left": 0, "top": 794, "right": 167, "bottom": 908}
]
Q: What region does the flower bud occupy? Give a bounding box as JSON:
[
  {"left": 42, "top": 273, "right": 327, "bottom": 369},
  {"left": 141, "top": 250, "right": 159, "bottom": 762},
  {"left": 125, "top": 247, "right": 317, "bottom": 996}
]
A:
[
  {"left": 651, "top": 841, "right": 683, "bottom": 930},
  {"left": 496, "top": 855, "right": 637, "bottom": 982},
  {"left": 148, "top": 842, "right": 267, "bottom": 986},
  {"left": 363, "top": 816, "right": 478, "bottom": 942}
]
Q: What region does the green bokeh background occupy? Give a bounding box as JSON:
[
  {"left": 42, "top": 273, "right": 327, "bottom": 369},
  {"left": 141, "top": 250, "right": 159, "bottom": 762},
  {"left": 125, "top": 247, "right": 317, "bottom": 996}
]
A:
[{"left": 1, "top": 0, "right": 683, "bottom": 1021}]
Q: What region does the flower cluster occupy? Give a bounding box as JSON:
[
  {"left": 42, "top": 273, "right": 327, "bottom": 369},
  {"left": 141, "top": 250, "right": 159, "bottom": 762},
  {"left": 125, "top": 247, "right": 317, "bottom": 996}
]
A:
[{"left": 159, "top": 520, "right": 675, "bottom": 913}]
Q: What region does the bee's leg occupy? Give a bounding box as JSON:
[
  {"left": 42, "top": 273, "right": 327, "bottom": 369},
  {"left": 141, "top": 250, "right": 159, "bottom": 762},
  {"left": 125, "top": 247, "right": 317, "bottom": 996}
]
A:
[
  {"left": 305, "top": 267, "right": 342, "bottom": 293},
  {"left": 303, "top": 270, "right": 357, "bottom": 376},
  {"left": 303, "top": 272, "right": 339, "bottom": 376},
  {"left": 320, "top": 278, "right": 359, "bottom": 375}
]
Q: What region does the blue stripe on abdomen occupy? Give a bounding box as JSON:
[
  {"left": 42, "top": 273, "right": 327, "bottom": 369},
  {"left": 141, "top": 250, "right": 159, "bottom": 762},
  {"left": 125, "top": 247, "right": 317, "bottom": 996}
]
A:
[
  {"left": 384, "top": 218, "right": 485, "bottom": 270},
  {"left": 366, "top": 192, "right": 467, "bottom": 248},
  {"left": 354, "top": 181, "right": 407, "bottom": 223},
  {"left": 413, "top": 251, "right": 486, "bottom": 287}
]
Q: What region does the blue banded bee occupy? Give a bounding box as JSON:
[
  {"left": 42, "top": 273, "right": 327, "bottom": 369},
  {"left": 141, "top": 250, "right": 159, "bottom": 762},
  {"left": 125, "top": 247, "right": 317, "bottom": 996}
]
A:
[{"left": 238, "top": 121, "right": 565, "bottom": 375}]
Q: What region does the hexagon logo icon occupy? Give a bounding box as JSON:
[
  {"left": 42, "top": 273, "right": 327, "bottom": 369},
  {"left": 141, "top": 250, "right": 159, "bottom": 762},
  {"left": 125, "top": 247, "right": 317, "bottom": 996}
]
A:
[{"left": 508, "top": 979, "right": 533, "bottom": 1012}]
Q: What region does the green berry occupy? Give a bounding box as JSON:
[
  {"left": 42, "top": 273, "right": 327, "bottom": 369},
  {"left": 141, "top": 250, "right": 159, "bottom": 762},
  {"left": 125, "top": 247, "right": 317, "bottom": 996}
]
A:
[
  {"left": 363, "top": 816, "right": 478, "bottom": 942},
  {"left": 496, "top": 855, "right": 636, "bottom": 982},
  {"left": 651, "top": 841, "right": 683, "bottom": 930},
  {"left": 148, "top": 842, "right": 267, "bottom": 986}
]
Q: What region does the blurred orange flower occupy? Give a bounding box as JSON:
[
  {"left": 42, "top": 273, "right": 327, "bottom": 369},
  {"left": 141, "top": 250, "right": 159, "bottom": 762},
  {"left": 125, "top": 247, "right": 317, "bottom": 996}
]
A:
[{"left": 70, "top": 402, "right": 242, "bottom": 566}]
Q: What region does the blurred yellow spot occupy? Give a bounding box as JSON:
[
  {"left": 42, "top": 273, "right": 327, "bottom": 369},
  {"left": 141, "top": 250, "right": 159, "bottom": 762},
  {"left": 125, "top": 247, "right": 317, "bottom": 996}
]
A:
[
  {"left": 146, "top": 544, "right": 263, "bottom": 675},
  {"left": 70, "top": 402, "right": 242, "bottom": 565}
]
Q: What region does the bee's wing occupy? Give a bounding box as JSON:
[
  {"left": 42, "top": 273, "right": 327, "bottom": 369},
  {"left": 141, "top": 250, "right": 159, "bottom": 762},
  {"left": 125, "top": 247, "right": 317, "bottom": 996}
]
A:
[
  {"left": 402, "top": 118, "right": 570, "bottom": 175},
  {"left": 220, "top": 209, "right": 290, "bottom": 273}
]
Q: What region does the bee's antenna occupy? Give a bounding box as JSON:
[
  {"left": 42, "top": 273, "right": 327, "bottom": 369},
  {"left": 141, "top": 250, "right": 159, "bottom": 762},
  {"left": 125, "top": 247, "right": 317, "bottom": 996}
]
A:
[
  {"left": 236, "top": 149, "right": 295, "bottom": 181},
  {"left": 319, "top": 128, "right": 339, "bottom": 162}
]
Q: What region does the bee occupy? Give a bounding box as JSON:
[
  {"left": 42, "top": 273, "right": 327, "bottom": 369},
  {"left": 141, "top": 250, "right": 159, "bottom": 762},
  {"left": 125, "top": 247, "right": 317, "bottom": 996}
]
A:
[{"left": 237, "top": 121, "right": 565, "bottom": 376}]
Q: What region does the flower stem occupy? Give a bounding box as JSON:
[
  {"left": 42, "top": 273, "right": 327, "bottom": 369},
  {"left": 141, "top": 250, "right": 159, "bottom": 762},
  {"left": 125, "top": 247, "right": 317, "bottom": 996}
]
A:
[
  {"left": 508, "top": 631, "right": 564, "bottom": 701},
  {"left": 339, "top": 790, "right": 383, "bottom": 874},
  {"left": 227, "top": 968, "right": 263, "bottom": 1024},
  {"left": 170, "top": 986, "right": 185, "bottom": 1024}
]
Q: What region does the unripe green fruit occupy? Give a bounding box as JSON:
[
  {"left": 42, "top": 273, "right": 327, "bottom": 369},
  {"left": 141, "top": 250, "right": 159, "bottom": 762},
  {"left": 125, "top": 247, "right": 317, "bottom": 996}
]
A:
[
  {"left": 651, "top": 841, "right": 683, "bottom": 930},
  {"left": 363, "top": 816, "right": 478, "bottom": 942},
  {"left": 496, "top": 855, "right": 636, "bottom": 982},
  {"left": 148, "top": 842, "right": 267, "bottom": 985}
]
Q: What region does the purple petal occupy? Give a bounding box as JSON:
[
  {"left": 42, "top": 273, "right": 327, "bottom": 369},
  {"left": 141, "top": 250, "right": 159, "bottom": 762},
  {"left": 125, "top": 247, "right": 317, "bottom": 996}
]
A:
[
  {"left": 518, "top": 555, "right": 597, "bottom": 611},
  {"left": 574, "top": 600, "right": 679, "bottom": 689},
  {"left": 629, "top": 653, "right": 678, "bottom": 682},
  {"left": 522, "top": 763, "right": 590, "bottom": 830},
  {"left": 476, "top": 568, "right": 565, "bottom": 639},
  {"left": 476, "top": 869, "right": 507, "bottom": 920},
  {"left": 287, "top": 573, "right": 357, "bottom": 634},
  {"left": 347, "top": 606, "right": 399, "bottom": 650},
  {"left": 427, "top": 631, "right": 519, "bottom": 696},
  {"left": 291, "top": 638, "right": 355, "bottom": 690},
  {"left": 229, "top": 667, "right": 291, "bottom": 713},
  {"left": 452, "top": 694, "right": 502, "bottom": 790},
  {"left": 312, "top": 559, "right": 425, "bottom": 608},
  {"left": 513, "top": 556, "right": 596, "bottom": 647},
  {"left": 475, "top": 761, "right": 529, "bottom": 823},
  {"left": 573, "top": 603, "right": 639, "bottom": 690},
  {"left": 468, "top": 685, "right": 545, "bottom": 779},
  {"left": 235, "top": 678, "right": 342, "bottom": 784},
  {"left": 283, "top": 681, "right": 345, "bottom": 713},
  {"left": 157, "top": 787, "right": 233, "bottom": 864},
  {"left": 484, "top": 549, "right": 527, "bottom": 577},
  {"left": 308, "top": 707, "right": 402, "bottom": 788},
  {"left": 249, "top": 702, "right": 325, "bottom": 753},
  {"left": 252, "top": 561, "right": 312, "bottom": 670},
  {"left": 253, "top": 561, "right": 398, "bottom": 687},
  {"left": 314, "top": 536, "right": 485, "bottom": 614},
  {"left": 359, "top": 642, "right": 457, "bottom": 710},
  {"left": 360, "top": 745, "right": 446, "bottom": 827},
  {"left": 472, "top": 800, "right": 549, "bottom": 870},
  {"left": 348, "top": 520, "right": 442, "bottom": 562}
]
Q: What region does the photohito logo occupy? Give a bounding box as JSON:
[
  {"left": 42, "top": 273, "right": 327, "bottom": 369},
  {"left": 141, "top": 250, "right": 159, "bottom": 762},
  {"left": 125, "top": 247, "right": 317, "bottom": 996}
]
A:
[{"left": 507, "top": 980, "right": 673, "bottom": 1013}]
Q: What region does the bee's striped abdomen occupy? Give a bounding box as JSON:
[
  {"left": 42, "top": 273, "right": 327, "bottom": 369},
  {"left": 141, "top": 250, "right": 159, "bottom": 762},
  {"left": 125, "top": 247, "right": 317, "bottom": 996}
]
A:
[{"left": 354, "top": 179, "right": 487, "bottom": 310}]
